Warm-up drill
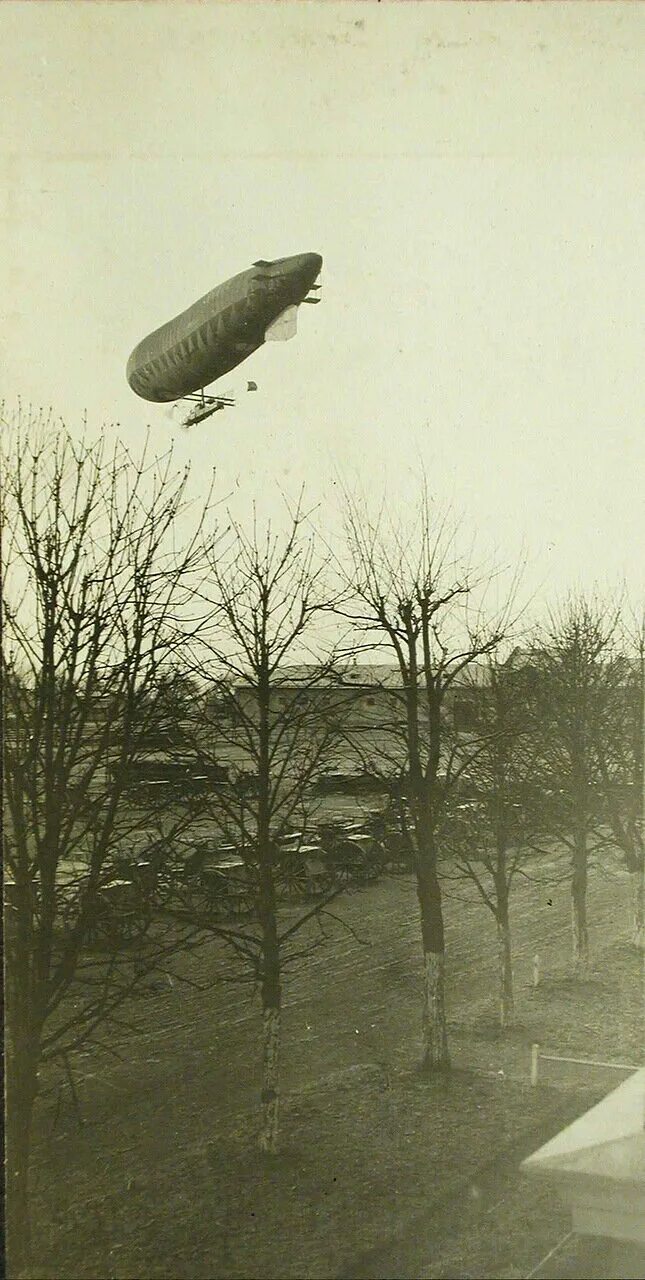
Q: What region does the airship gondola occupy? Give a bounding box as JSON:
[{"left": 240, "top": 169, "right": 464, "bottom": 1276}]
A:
[{"left": 126, "top": 252, "right": 322, "bottom": 426}]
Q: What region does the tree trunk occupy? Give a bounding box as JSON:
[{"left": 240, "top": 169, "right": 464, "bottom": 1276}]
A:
[
  {"left": 416, "top": 859, "right": 449, "bottom": 1072},
  {"left": 630, "top": 865, "right": 644, "bottom": 950},
  {"left": 256, "top": 842, "right": 282, "bottom": 1154},
  {"left": 421, "top": 949, "right": 449, "bottom": 1070},
  {"left": 259, "top": 1003, "right": 280, "bottom": 1153},
  {"left": 6, "top": 1046, "right": 39, "bottom": 1273},
  {"left": 257, "top": 876, "right": 282, "bottom": 1152},
  {"left": 256, "top": 666, "right": 282, "bottom": 1154},
  {"left": 571, "top": 844, "right": 589, "bottom": 973},
  {"left": 496, "top": 907, "right": 514, "bottom": 1029},
  {"left": 5, "top": 901, "right": 41, "bottom": 1275}
]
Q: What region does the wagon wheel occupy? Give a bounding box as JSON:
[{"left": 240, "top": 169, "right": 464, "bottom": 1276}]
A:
[
  {"left": 155, "top": 865, "right": 184, "bottom": 914},
  {"left": 105, "top": 902, "right": 145, "bottom": 947},
  {"left": 116, "top": 908, "right": 146, "bottom": 945},
  {"left": 200, "top": 878, "right": 229, "bottom": 919},
  {"left": 351, "top": 838, "right": 382, "bottom": 883},
  {"left": 172, "top": 877, "right": 202, "bottom": 921},
  {"left": 384, "top": 833, "right": 415, "bottom": 874},
  {"left": 223, "top": 887, "right": 251, "bottom": 920},
  {"left": 372, "top": 839, "right": 389, "bottom": 876},
  {"left": 84, "top": 896, "right": 123, "bottom": 948},
  {"left": 333, "top": 857, "right": 354, "bottom": 888},
  {"left": 355, "top": 856, "right": 374, "bottom": 886},
  {"left": 387, "top": 854, "right": 411, "bottom": 875},
  {"left": 323, "top": 868, "right": 339, "bottom": 894},
  {"left": 334, "top": 840, "right": 366, "bottom": 886},
  {"left": 303, "top": 874, "right": 322, "bottom": 900},
  {"left": 362, "top": 850, "right": 381, "bottom": 882},
  {"left": 84, "top": 904, "right": 104, "bottom": 946},
  {"left": 239, "top": 887, "right": 256, "bottom": 919},
  {"left": 316, "top": 858, "right": 339, "bottom": 891},
  {"left": 280, "top": 863, "right": 309, "bottom": 901}
]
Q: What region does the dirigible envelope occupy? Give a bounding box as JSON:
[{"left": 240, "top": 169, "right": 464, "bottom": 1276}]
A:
[{"left": 126, "top": 253, "right": 322, "bottom": 404}]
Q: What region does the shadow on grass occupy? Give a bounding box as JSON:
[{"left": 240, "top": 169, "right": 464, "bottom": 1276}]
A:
[
  {"left": 335, "top": 1081, "right": 601, "bottom": 1280},
  {"left": 532, "top": 975, "right": 613, "bottom": 995},
  {"left": 448, "top": 1017, "right": 531, "bottom": 1045}
]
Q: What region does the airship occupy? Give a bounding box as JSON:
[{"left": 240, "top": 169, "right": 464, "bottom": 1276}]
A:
[{"left": 126, "top": 252, "right": 322, "bottom": 426}]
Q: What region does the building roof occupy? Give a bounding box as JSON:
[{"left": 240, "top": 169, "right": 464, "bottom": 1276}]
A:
[
  {"left": 237, "top": 661, "right": 493, "bottom": 690},
  {"left": 523, "top": 1068, "right": 645, "bottom": 1184}
]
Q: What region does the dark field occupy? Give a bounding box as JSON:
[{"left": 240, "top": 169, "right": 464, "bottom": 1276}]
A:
[{"left": 26, "top": 861, "right": 643, "bottom": 1280}]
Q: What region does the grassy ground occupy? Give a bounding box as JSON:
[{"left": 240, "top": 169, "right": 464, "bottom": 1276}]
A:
[{"left": 24, "top": 861, "right": 644, "bottom": 1280}]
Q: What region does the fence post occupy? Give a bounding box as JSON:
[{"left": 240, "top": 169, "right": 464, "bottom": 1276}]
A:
[
  {"left": 533, "top": 954, "right": 540, "bottom": 988},
  {"left": 531, "top": 1043, "right": 540, "bottom": 1087}
]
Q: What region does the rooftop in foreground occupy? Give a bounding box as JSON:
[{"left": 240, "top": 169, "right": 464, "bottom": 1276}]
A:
[{"left": 522, "top": 1067, "right": 645, "bottom": 1247}]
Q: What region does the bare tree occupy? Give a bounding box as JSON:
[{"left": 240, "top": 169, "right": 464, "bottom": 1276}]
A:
[
  {"left": 530, "top": 596, "right": 621, "bottom": 973},
  {"left": 1, "top": 417, "right": 212, "bottom": 1268},
  {"left": 338, "top": 489, "right": 515, "bottom": 1071},
  {"left": 591, "top": 612, "right": 644, "bottom": 949},
  {"left": 438, "top": 655, "right": 545, "bottom": 1028},
  {"left": 184, "top": 501, "right": 351, "bottom": 1153}
]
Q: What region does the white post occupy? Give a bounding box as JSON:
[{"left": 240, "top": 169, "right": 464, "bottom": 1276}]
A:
[
  {"left": 532, "top": 954, "right": 540, "bottom": 988},
  {"left": 531, "top": 1043, "right": 540, "bottom": 1087}
]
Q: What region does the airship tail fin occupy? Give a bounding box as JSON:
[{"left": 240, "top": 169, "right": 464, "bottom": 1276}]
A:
[{"left": 253, "top": 259, "right": 274, "bottom": 268}]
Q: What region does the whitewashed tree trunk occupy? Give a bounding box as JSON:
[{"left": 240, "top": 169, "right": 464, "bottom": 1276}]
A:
[
  {"left": 422, "top": 951, "right": 449, "bottom": 1071},
  {"left": 630, "top": 867, "right": 644, "bottom": 950},
  {"left": 497, "top": 916, "right": 514, "bottom": 1029},
  {"left": 571, "top": 847, "right": 589, "bottom": 973},
  {"left": 571, "top": 892, "right": 589, "bottom": 973},
  {"left": 258, "top": 1006, "right": 280, "bottom": 1153}
]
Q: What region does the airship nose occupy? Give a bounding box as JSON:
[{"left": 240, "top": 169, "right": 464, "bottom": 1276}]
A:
[
  {"left": 259, "top": 253, "right": 323, "bottom": 308},
  {"left": 302, "top": 252, "right": 323, "bottom": 273},
  {"left": 286, "top": 252, "right": 323, "bottom": 287}
]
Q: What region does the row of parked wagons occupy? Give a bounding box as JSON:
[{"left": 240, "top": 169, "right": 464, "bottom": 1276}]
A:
[
  {"left": 121, "top": 814, "right": 414, "bottom": 927},
  {"left": 181, "top": 818, "right": 411, "bottom": 915},
  {"left": 13, "top": 812, "right": 415, "bottom": 945}
]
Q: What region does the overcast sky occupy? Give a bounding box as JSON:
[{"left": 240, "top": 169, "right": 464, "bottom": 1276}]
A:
[{"left": 1, "top": 1, "right": 643, "bottom": 610}]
